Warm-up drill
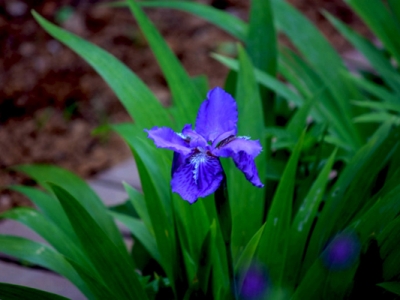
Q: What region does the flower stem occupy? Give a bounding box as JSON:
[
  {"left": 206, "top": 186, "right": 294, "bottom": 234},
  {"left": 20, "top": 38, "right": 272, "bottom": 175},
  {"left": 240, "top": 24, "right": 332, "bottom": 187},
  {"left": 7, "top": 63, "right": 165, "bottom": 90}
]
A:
[{"left": 215, "top": 175, "right": 237, "bottom": 299}]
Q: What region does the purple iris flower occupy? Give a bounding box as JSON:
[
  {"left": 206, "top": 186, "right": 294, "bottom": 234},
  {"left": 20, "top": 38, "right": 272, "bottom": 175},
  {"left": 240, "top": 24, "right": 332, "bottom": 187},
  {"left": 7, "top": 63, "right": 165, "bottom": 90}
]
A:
[
  {"left": 145, "top": 87, "right": 264, "bottom": 204},
  {"left": 322, "top": 232, "right": 361, "bottom": 270}
]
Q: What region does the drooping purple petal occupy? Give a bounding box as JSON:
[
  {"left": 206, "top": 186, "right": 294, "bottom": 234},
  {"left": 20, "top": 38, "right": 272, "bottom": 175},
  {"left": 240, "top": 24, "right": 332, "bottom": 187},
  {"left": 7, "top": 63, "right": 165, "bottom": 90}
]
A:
[
  {"left": 213, "top": 137, "right": 263, "bottom": 158},
  {"left": 195, "top": 87, "right": 238, "bottom": 142},
  {"left": 232, "top": 152, "right": 264, "bottom": 188},
  {"left": 145, "top": 126, "right": 191, "bottom": 155},
  {"left": 171, "top": 153, "right": 224, "bottom": 203}
]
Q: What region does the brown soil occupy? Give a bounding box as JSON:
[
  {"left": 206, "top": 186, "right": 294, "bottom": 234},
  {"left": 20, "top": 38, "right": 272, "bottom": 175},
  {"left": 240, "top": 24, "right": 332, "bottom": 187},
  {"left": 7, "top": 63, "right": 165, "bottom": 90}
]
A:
[{"left": 0, "top": 0, "right": 369, "bottom": 212}]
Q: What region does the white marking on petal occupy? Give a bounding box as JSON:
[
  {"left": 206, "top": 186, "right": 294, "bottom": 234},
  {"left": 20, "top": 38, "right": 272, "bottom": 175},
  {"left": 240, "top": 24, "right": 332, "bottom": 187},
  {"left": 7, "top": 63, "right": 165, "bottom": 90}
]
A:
[
  {"left": 190, "top": 151, "right": 208, "bottom": 184},
  {"left": 177, "top": 132, "right": 188, "bottom": 139},
  {"left": 239, "top": 136, "right": 251, "bottom": 140}
]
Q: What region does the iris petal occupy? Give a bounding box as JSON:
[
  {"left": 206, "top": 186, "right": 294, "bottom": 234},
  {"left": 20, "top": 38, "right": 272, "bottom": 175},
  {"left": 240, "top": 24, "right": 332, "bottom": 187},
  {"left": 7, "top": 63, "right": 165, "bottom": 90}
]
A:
[
  {"left": 214, "top": 137, "right": 262, "bottom": 158},
  {"left": 145, "top": 126, "right": 191, "bottom": 155},
  {"left": 232, "top": 152, "right": 264, "bottom": 187},
  {"left": 195, "top": 87, "right": 238, "bottom": 142},
  {"left": 171, "top": 153, "right": 224, "bottom": 203}
]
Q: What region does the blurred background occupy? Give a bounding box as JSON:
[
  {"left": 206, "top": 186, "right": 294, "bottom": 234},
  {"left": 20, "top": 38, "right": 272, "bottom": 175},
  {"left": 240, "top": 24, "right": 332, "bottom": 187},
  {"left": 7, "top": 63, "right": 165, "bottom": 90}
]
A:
[{"left": 0, "top": 0, "right": 370, "bottom": 212}]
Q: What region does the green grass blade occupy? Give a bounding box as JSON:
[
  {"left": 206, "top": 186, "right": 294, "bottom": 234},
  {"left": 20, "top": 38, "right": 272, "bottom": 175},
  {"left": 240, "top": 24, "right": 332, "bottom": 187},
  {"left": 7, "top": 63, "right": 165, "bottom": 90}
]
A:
[
  {"left": 257, "top": 131, "right": 305, "bottom": 286},
  {"left": 113, "top": 123, "right": 178, "bottom": 292},
  {"left": 325, "top": 12, "right": 400, "bottom": 95},
  {"left": 246, "top": 0, "right": 277, "bottom": 126},
  {"left": 246, "top": 0, "right": 277, "bottom": 77},
  {"left": 123, "top": 182, "right": 154, "bottom": 235},
  {"left": 349, "top": 75, "right": 400, "bottom": 104},
  {"left": 212, "top": 53, "right": 304, "bottom": 107},
  {"left": 346, "top": 0, "right": 400, "bottom": 64},
  {"left": 0, "top": 283, "right": 69, "bottom": 300},
  {"left": 32, "top": 10, "right": 171, "bottom": 129},
  {"left": 9, "top": 186, "right": 76, "bottom": 244},
  {"left": 137, "top": 1, "right": 248, "bottom": 41},
  {"left": 304, "top": 123, "right": 400, "bottom": 274},
  {"left": 377, "top": 282, "right": 400, "bottom": 296},
  {"left": 234, "top": 224, "right": 265, "bottom": 274},
  {"left": 0, "top": 236, "right": 92, "bottom": 299},
  {"left": 230, "top": 45, "right": 266, "bottom": 257},
  {"left": 110, "top": 211, "right": 161, "bottom": 264},
  {"left": 127, "top": 0, "right": 202, "bottom": 129},
  {"left": 13, "top": 164, "right": 126, "bottom": 253},
  {"left": 286, "top": 149, "right": 336, "bottom": 286},
  {"left": 49, "top": 183, "right": 148, "bottom": 299},
  {"left": 0, "top": 208, "right": 93, "bottom": 272},
  {"left": 271, "top": 0, "right": 362, "bottom": 147}
]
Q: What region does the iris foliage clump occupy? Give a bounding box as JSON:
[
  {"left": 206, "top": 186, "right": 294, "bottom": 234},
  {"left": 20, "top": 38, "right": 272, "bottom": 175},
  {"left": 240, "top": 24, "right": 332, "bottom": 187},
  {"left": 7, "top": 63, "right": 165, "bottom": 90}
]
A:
[{"left": 1, "top": 0, "right": 400, "bottom": 299}]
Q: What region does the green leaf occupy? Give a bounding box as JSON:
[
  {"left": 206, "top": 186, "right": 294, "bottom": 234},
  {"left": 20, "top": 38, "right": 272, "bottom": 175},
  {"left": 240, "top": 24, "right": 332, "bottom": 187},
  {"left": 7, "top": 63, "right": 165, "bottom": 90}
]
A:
[
  {"left": 0, "top": 283, "right": 69, "bottom": 300},
  {"left": 271, "top": 0, "right": 362, "bottom": 149},
  {"left": 109, "top": 211, "right": 161, "bottom": 265},
  {"left": 377, "top": 282, "right": 400, "bottom": 296},
  {"left": 126, "top": 0, "right": 202, "bottom": 129},
  {"left": 246, "top": 0, "right": 277, "bottom": 77},
  {"left": 137, "top": 1, "right": 248, "bottom": 41},
  {"left": 49, "top": 183, "right": 148, "bottom": 299},
  {"left": 13, "top": 164, "right": 126, "bottom": 253},
  {"left": 8, "top": 186, "right": 76, "bottom": 244},
  {"left": 345, "top": 0, "right": 400, "bottom": 64},
  {"left": 246, "top": 0, "right": 277, "bottom": 126},
  {"left": 113, "top": 124, "right": 178, "bottom": 293},
  {"left": 0, "top": 207, "right": 93, "bottom": 274},
  {"left": 349, "top": 75, "right": 400, "bottom": 104},
  {"left": 285, "top": 149, "right": 337, "bottom": 287},
  {"left": 304, "top": 123, "right": 400, "bottom": 274},
  {"left": 229, "top": 45, "right": 266, "bottom": 258},
  {"left": 123, "top": 182, "right": 153, "bottom": 235},
  {"left": 257, "top": 130, "right": 305, "bottom": 286},
  {"left": 234, "top": 224, "right": 265, "bottom": 274},
  {"left": 0, "top": 236, "right": 92, "bottom": 299},
  {"left": 325, "top": 12, "right": 400, "bottom": 95},
  {"left": 32, "top": 11, "right": 171, "bottom": 129},
  {"left": 279, "top": 48, "right": 358, "bottom": 151},
  {"left": 354, "top": 112, "right": 400, "bottom": 124},
  {"left": 212, "top": 54, "right": 304, "bottom": 107},
  {"left": 352, "top": 100, "right": 400, "bottom": 113}
]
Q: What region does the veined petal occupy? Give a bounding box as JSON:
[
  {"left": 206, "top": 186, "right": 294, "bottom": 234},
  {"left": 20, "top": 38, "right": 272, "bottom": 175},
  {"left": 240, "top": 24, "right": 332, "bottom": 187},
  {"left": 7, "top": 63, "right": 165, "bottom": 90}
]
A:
[
  {"left": 213, "top": 137, "right": 262, "bottom": 158},
  {"left": 171, "top": 153, "right": 224, "bottom": 204},
  {"left": 145, "top": 126, "right": 191, "bottom": 155},
  {"left": 195, "top": 87, "right": 238, "bottom": 142},
  {"left": 232, "top": 152, "right": 264, "bottom": 188}
]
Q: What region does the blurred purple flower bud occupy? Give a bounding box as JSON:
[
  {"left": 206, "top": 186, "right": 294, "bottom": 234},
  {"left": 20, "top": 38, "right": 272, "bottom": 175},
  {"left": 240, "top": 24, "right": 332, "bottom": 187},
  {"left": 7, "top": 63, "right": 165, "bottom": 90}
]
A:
[
  {"left": 322, "top": 232, "right": 361, "bottom": 270},
  {"left": 239, "top": 264, "right": 269, "bottom": 300}
]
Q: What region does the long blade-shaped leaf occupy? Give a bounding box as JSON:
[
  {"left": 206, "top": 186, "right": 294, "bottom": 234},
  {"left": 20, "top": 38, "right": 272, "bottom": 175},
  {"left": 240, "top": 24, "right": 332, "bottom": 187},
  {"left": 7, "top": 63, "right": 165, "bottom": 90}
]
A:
[
  {"left": 49, "top": 183, "right": 148, "bottom": 299},
  {"left": 13, "top": 164, "right": 126, "bottom": 253},
  {"left": 0, "top": 283, "right": 69, "bottom": 300},
  {"left": 257, "top": 131, "right": 305, "bottom": 286},
  {"left": 285, "top": 149, "right": 337, "bottom": 287},
  {"left": 0, "top": 236, "right": 92, "bottom": 299},
  {"left": 230, "top": 46, "right": 266, "bottom": 258},
  {"left": 32, "top": 10, "right": 171, "bottom": 129},
  {"left": 137, "top": 1, "right": 248, "bottom": 41},
  {"left": 346, "top": 0, "right": 400, "bottom": 64},
  {"left": 127, "top": 0, "right": 202, "bottom": 129},
  {"left": 9, "top": 186, "right": 77, "bottom": 244},
  {"left": 110, "top": 211, "right": 161, "bottom": 265}
]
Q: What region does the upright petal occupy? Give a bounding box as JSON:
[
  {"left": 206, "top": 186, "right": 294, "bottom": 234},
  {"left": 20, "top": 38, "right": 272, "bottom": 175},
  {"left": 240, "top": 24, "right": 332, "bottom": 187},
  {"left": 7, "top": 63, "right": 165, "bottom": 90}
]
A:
[
  {"left": 195, "top": 87, "right": 238, "bottom": 142},
  {"left": 145, "top": 126, "right": 192, "bottom": 155},
  {"left": 232, "top": 152, "right": 264, "bottom": 188},
  {"left": 171, "top": 153, "right": 224, "bottom": 203}
]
